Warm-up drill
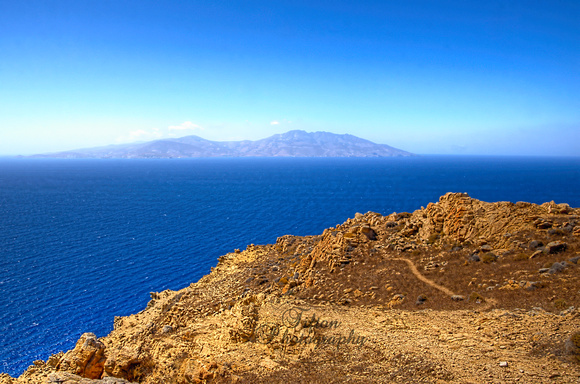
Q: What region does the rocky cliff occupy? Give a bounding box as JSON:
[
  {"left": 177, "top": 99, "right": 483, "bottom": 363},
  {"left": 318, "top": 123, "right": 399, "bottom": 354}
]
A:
[{"left": 3, "top": 193, "right": 580, "bottom": 383}]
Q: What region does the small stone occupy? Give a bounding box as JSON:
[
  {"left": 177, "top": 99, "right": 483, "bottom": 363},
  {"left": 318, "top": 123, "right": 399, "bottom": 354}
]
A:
[
  {"left": 162, "top": 325, "right": 173, "bottom": 334},
  {"left": 529, "top": 250, "right": 543, "bottom": 259},
  {"left": 469, "top": 254, "right": 481, "bottom": 262},
  {"left": 529, "top": 240, "right": 544, "bottom": 250},
  {"left": 539, "top": 268, "right": 550, "bottom": 273},
  {"left": 499, "top": 361, "right": 508, "bottom": 367},
  {"left": 480, "top": 244, "right": 493, "bottom": 252},
  {"left": 416, "top": 294, "right": 427, "bottom": 305},
  {"left": 525, "top": 281, "right": 544, "bottom": 291},
  {"left": 569, "top": 256, "right": 580, "bottom": 264},
  {"left": 451, "top": 295, "right": 465, "bottom": 301},
  {"left": 343, "top": 288, "right": 353, "bottom": 294}
]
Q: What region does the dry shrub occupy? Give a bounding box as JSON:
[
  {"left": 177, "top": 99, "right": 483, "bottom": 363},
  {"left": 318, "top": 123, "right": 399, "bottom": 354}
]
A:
[
  {"left": 481, "top": 253, "right": 497, "bottom": 264},
  {"left": 513, "top": 253, "right": 529, "bottom": 261},
  {"left": 468, "top": 292, "right": 485, "bottom": 303},
  {"left": 554, "top": 298, "right": 567, "bottom": 310}
]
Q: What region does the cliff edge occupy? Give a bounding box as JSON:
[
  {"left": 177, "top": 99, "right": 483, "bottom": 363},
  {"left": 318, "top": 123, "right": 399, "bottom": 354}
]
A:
[{"left": 3, "top": 193, "right": 580, "bottom": 383}]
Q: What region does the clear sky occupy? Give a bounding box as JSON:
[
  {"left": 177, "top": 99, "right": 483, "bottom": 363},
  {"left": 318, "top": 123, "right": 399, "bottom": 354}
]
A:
[{"left": 0, "top": 0, "right": 578, "bottom": 156}]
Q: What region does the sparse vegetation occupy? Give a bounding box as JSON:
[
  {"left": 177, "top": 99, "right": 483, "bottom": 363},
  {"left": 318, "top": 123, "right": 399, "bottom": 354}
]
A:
[
  {"left": 549, "top": 228, "right": 568, "bottom": 236},
  {"left": 468, "top": 292, "right": 485, "bottom": 303},
  {"left": 514, "top": 253, "right": 529, "bottom": 261},
  {"left": 481, "top": 253, "right": 497, "bottom": 264},
  {"left": 554, "top": 298, "right": 568, "bottom": 310}
]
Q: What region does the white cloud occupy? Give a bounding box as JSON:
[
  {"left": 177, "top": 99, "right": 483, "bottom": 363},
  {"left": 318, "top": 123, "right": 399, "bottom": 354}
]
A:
[
  {"left": 116, "top": 121, "right": 204, "bottom": 144},
  {"left": 116, "top": 128, "right": 164, "bottom": 143},
  {"left": 129, "top": 129, "right": 147, "bottom": 138},
  {"left": 270, "top": 121, "right": 280, "bottom": 125},
  {"left": 168, "top": 121, "right": 203, "bottom": 131}
]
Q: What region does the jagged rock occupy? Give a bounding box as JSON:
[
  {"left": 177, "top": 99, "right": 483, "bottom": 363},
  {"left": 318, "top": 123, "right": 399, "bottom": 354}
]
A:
[
  {"left": 569, "top": 256, "right": 580, "bottom": 264},
  {"left": 544, "top": 201, "right": 572, "bottom": 214},
  {"left": 529, "top": 240, "right": 544, "bottom": 250},
  {"left": 57, "top": 333, "right": 106, "bottom": 380}
]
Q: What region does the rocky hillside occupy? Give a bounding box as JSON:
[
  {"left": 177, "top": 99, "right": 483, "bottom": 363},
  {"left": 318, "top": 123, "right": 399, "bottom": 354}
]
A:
[
  {"left": 33, "top": 130, "right": 412, "bottom": 158},
  {"left": 3, "top": 193, "right": 580, "bottom": 383}
]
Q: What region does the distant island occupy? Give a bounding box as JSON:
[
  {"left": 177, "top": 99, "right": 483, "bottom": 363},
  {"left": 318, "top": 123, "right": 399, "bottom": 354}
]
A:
[{"left": 32, "top": 130, "right": 413, "bottom": 158}]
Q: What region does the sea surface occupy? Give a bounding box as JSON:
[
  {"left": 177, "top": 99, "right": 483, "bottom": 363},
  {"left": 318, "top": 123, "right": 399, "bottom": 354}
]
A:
[{"left": 1, "top": 156, "right": 579, "bottom": 375}]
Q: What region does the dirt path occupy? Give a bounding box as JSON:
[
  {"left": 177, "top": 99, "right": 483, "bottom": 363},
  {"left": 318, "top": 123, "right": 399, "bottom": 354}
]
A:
[
  {"left": 390, "top": 257, "right": 456, "bottom": 296},
  {"left": 390, "top": 257, "right": 498, "bottom": 309}
]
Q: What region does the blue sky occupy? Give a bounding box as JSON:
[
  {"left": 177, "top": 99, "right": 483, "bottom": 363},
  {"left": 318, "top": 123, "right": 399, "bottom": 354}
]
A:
[{"left": 0, "top": 0, "right": 578, "bottom": 155}]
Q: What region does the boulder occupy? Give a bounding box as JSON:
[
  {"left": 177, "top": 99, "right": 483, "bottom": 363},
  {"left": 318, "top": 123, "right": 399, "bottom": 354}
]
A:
[
  {"left": 57, "top": 333, "right": 106, "bottom": 379},
  {"left": 549, "top": 262, "right": 566, "bottom": 274},
  {"left": 544, "top": 241, "right": 567, "bottom": 254}
]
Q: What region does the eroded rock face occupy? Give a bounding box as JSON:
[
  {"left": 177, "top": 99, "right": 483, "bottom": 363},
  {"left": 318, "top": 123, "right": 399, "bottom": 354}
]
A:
[
  {"left": 57, "top": 333, "right": 106, "bottom": 379},
  {"left": 229, "top": 295, "right": 262, "bottom": 342},
  {"left": 102, "top": 348, "right": 143, "bottom": 381}
]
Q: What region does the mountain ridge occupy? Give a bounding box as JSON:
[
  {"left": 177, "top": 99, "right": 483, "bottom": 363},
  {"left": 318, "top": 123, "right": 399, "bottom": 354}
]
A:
[{"left": 33, "top": 130, "right": 413, "bottom": 158}]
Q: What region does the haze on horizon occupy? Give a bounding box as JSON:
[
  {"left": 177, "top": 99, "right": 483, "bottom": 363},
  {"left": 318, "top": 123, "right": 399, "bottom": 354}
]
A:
[{"left": 0, "top": 1, "right": 578, "bottom": 157}]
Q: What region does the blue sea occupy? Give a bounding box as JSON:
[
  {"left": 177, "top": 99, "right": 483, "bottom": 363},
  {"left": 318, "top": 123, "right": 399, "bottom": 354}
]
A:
[{"left": 1, "top": 156, "right": 579, "bottom": 375}]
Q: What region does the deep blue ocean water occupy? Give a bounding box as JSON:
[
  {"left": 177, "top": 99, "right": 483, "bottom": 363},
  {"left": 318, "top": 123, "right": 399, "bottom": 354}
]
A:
[{"left": 1, "top": 156, "right": 579, "bottom": 375}]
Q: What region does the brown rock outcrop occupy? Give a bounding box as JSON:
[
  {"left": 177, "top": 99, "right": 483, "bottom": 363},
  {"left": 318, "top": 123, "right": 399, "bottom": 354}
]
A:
[
  {"left": 5, "top": 194, "right": 580, "bottom": 383},
  {"left": 57, "top": 333, "right": 106, "bottom": 379}
]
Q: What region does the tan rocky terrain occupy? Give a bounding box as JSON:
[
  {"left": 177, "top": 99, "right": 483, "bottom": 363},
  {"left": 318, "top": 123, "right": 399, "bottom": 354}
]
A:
[{"left": 3, "top": 193, "right": 580, "bottom": 384}]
